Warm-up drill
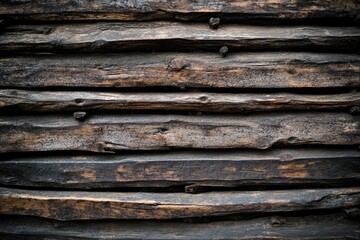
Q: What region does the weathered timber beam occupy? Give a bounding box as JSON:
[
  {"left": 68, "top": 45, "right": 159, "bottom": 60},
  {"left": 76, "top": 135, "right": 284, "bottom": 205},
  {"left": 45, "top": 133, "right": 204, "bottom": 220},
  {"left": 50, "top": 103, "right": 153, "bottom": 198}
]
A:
[
  {"left": 1, "top": 23, "right": 359, "bottom": 53},
  {"left": 0, "top": 113, "right": 358, "bottom": 152},
  {"left": 1, "top": 187, "right": 359, "bottom": 220},
  {"left": 1, "top": 214, "right": 359, "bottom": 239},
  {"left": 1, "top": 149, "right": 359, "bottom": 189},
  {"left": 0, "top": 0, "right": 359, "bottom": 23},
  {"left": 1, "top": 53, "right": 359, "bottom": 89},
  {"left": 1, "top": 90, "right": 360, "bottom": 113}
]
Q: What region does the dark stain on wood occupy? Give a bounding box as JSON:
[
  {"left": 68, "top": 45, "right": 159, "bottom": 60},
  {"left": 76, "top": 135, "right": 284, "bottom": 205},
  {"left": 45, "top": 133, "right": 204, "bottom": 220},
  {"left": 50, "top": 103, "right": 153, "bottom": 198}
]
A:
[{"left": 1, "top": 148, "right": 358, "bottom": 189}]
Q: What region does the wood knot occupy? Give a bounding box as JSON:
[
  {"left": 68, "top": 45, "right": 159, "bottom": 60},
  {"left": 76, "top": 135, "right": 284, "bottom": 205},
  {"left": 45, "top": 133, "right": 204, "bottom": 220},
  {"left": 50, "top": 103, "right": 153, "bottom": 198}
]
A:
[
  {"left": 73, "top": 111, "right": 87, "bottom": 121},
  {"left": 209, "top": 17, "right": 220, "bottom": 29},
  {"left": 168, "top": 57, "right": 190, "bottom": 71},
  {"left": 185, "top": 184, "right": 205, "bottom": 194},
  {"left": 287, "top": 137, "right": 299, "bottom": 144},
  {"left": 219, "top": 46, "right": 228, "bottom": 58},
  {"left": 270, "top": 217, "right": 284, "bottom": 227},
  {"left": 199, "top": 96, "right": 209, "bottom": 102}
]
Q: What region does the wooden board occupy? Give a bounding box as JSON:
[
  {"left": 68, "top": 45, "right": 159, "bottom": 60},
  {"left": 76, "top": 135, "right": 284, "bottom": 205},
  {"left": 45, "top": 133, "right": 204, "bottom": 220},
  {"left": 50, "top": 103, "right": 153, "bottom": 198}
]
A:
[
  {"left": 1, "top": 0, "right": 359, "bottom": 22},
  {"left": 1, "top": 23, "right": 360, "bottom": 53},
  {"left": 1, "top": 90, "right": 360, "bottom": 113},
  {"left": 0, "top": 113, "right": 359, "bottom": 153},
  {"left": 1, "top": 53, "right": 359, "bottom": 89},
  {"left": 1, "top": 149, "right": 359, "bottom": 189},
  {"left": 1, "top": 214, "right": 359, "bottom": 239},
  {"left": 1, "top": 187, "right": 359, "bottom": 220}
]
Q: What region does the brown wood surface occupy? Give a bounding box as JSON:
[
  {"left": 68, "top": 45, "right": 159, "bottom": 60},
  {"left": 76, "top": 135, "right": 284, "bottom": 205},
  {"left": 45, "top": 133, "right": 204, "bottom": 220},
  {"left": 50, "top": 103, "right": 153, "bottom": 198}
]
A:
[
  {"left": 1, "top": 53, "right": 359, "bottom": 89},
  {"left": 1, "top": 90, "right": 360, "bottom": 113},
  {"left": 0, "top": 113, "right": 359, "bottom": 153},
  {"left": 1, "top": 187, "right": 359, "bottom": 220},
  {"left": 1, "top": 0, "right": 359, "bottom": 22},
  {"left": 1, "top": 23, "right": 359, "bottom": 53},
  {"left": 1, "top": 149, "right": 359, "bottom": 189},
  {"left": 0, "top": 214, "right": 359, "bottom": 239}
]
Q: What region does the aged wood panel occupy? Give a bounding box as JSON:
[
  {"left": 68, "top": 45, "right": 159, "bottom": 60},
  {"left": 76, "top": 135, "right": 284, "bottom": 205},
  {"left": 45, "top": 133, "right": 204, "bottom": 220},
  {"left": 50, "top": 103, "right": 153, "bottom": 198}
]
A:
[
  {"left": 0, "top": 113, "right": 358, "bottom": 153},
  {"left": 1, "top": 23, "right": 359, "bottom": 53},
  {"left": 1, "top": 0, "right": 359, "bottom": 22},
  {"left": 0, "top": 214, "right": 359, "bottom": 239},
  {"left": 1, "top": 90, "right": 360, "bottom": 113},
  {"left": 1, "top": 149, "right": 359, "bottom": 189},
  {"left": 1, "top": 187, "right": 359, "bottom": 220},
  {"left": 1, "top": 53, "right": 359, "bottom": 89}
]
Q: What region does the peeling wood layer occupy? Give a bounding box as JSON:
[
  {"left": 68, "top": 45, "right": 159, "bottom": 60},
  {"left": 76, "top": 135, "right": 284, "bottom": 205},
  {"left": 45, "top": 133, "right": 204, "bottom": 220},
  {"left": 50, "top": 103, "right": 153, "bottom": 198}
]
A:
[
  {"left": 1, "top": 0, "right": 359, "bottom": 22},
  {"left": 1, "top": 23, "right": 360, "bottom": 53},
  {"left": 1, "top": 90, "right": 360, "bottom": 113},
  {"left": 0, "top": 113, "right": 359, "bottom": 153},
  {"left": 1, "top": 53, "right": 359, "bottom": 89},
  {"left": 0, "top": 187, "right": 359, "bottom": 220},
  {"left": 0, "top": 149, "right": 359, "bottom": 189}
]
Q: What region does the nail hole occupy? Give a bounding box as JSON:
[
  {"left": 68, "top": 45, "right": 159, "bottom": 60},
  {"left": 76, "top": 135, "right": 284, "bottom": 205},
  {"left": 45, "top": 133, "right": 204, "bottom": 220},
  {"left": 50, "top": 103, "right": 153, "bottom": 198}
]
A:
[
  {"left": 199, "top": 96, "right": 208, "bottom": 102},
  {"left": 75, "top": 98, "right": 84, "bottom": 104}
]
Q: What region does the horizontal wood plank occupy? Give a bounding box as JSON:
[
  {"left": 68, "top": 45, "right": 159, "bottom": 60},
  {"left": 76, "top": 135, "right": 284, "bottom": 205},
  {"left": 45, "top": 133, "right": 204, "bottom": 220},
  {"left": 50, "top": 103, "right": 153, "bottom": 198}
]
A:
[
  {"left": 1, "top": 149, "right": 359, "bottom": 189},
  {"left": 1, "top": 187, "right": 359, "bottom": 220},
  {"left": 1, "top": 90, "right": 360, "bottom": 113},
  {"left": 1, "top": 53, "right": 359, "bottom": 89},
  {"left": 1, "top": 214, "right": 359, "bottom": 239},
  {"left": 0, "top": 113, "right": 358, "bottom": 153},
  {"left": 1, "top": 23, "right": 359, "bottom": 53},
  {"left": 1, "top": 0, "right": 359, "bottom": 22}
]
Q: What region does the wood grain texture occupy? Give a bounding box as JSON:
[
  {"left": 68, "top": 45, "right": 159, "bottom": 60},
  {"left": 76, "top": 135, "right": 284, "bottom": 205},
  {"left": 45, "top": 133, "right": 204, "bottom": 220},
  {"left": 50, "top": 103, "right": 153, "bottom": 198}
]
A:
[
  {"left": 1, "top": 0, "right": 359, "bottom": 22},
  {"left": 1, "top": 149, "right": 359, "bottom": 189},
  {"left": 1, "top": 23, "right": 359, "bottom": 53},
  {"left": 1, "top": 53, "right": 359, "bottom": 89},
  {"left": 1, "top": 214, "right": 359, "bottom": 239},
  {"left": 1, "top": 90, "right": 360, "bottom": 113},
  {"left": 1, "top": 187, "right": 359, "bottom": 220},
  {"left": 0, "top": 113, "right": 359, "bottom": 153}
]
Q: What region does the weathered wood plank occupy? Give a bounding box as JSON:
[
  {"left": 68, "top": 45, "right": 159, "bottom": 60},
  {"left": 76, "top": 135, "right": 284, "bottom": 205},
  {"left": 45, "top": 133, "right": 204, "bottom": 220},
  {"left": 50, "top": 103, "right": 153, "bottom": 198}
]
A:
[
  {"left": 0, "top": 113, "right": 358, "bottom": 153},
  {"left": 1, "top": 90, "right": 360, "bottom": 113},
  {"left": 1, "top": 149, "right": 359, "bottom": 189},
  {"left": 1, "top": 214, "right": 359, "bottom": 239},
  {"left": 1, "top": 0, "right": 359, "bottom": 23},
  {"left": 1, "top": 23, "right": 359, "bottom": 53},
  {"left": 1, "top": 187, "right": 359, "bottom": 220},
  {"left": 1, "top": 53, "right": 359, "bottom": 89}
]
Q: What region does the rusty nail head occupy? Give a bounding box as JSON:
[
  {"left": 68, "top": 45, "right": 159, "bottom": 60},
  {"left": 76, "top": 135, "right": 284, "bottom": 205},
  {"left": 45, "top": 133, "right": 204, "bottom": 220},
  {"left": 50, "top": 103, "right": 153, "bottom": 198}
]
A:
[
  {"left": 219, "top": 46, "right": 228, "bottom": 57},
  {"left": 209, "top": 17, "right": 220, "bottom": 29}
]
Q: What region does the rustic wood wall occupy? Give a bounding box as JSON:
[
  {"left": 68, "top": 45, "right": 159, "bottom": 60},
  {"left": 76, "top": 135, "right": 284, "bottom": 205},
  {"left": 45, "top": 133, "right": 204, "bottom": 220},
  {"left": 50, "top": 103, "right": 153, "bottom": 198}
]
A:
[{"left": 0, "top": 1, "right": 359, "bottom": 239}]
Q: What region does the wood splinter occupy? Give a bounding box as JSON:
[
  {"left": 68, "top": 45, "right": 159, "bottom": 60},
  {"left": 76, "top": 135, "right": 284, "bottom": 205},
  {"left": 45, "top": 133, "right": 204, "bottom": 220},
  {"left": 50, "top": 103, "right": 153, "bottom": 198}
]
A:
[
  {"left": 73, "top": 111, "right": 86, "bottom": 120},
  {"left": 209, "top": 17, "right": 220, "bottom": 29}
]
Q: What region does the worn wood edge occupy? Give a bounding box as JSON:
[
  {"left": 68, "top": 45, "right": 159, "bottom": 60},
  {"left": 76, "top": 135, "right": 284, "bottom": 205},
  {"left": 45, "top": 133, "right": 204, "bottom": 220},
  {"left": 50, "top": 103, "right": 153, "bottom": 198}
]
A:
[
  {"left": 0, "top": 187, "right": 359, "bottom": 220},
  {"left": 0, "top": 213, "right": 359, "bottom": 239},
  {"left": 1, "top": 23, "right": 360, "bottom": 53},
  {"left": 0, "top": 0, "right": 359, "bottom": 23},
  {"left": 0, "top": 113, "right": 359, "bottom": 152},
  {"left": 1, "top": 148, "right": 359, "bottom": 189},
  {"left": 1, "top": 90, "right": 360, "bottom": 113},
  {"left": 1, "top": 52, "right": 359, "bottom": 89}
]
